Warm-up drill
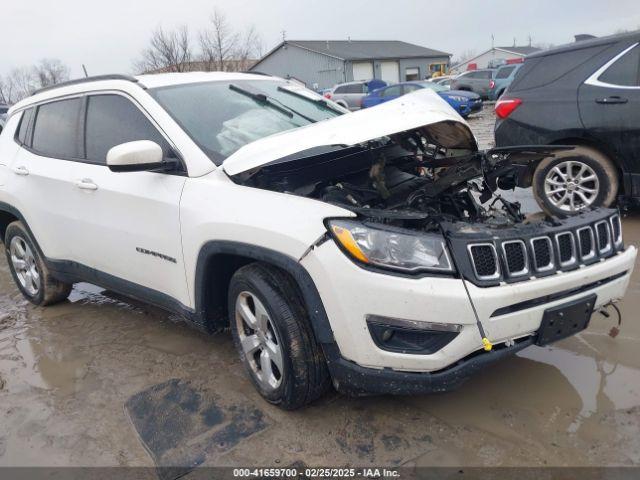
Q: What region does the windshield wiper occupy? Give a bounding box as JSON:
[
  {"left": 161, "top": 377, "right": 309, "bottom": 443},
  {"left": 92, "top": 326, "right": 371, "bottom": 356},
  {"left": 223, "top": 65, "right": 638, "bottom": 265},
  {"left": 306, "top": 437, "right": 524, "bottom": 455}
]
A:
[
  {"left": 229, "top": 83, "right": 295, "bottom": 119},
  {"left": 230, "top": 83, "right": 318, "bottom": 123},
  {"left": 277, "top": 86, "right": 345, "bottom": 114}
]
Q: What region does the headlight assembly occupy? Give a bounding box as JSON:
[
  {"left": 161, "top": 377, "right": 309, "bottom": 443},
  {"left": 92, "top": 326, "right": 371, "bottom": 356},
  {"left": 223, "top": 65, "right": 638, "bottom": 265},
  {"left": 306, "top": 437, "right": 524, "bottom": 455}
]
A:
[{"left": 327, "top": 219, "right": 454, "bottom": 273}]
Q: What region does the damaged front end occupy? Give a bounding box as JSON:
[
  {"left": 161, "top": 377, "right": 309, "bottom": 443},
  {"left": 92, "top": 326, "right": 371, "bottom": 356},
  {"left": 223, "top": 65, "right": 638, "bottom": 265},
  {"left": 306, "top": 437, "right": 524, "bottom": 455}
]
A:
[{"left": 227, "top": 118, "right": 580, "bottom": 273}]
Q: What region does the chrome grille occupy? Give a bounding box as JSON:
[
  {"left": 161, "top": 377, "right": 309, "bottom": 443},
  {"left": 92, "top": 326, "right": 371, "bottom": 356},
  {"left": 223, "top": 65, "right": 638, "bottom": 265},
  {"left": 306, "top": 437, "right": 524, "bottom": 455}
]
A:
[
  {"left": 595, "top": 221, "right": 612, "bottom": 254},
  {"left": 577, "top": 227, "right": 595, "bottom": 260},
  {"left": 502, "top": 240, "right": 528, "bottom": 276},
  {"left": 468, "top": 244, "right": 499, "bottom": 280},
  {"left": 610, "top": 214, "right": 622, "bottom": 245},
  {"left": 531, "top": 237, "right": 553, "bottom": 271},
  {"left": 461, "top": 213, "right": 623, "bottom": 285},
  {"left": 556, "top": 232, "right": 576, "bottom": 266}
]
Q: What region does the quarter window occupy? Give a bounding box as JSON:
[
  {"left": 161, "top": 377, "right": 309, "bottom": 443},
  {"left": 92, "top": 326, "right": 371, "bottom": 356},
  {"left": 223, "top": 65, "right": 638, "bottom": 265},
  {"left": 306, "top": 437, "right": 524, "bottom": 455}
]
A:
[
  {"left": 599, "top": 44, "right": 640, "bottom": 87},
  {"left": 85, "top": 94, "right": 170, "bottom": 164},
  {"left": 32, "top": 98, "right": 82, "bottom": 159},
  {"left": 17, "top": 108, "right": 35, "bottom": 145}
]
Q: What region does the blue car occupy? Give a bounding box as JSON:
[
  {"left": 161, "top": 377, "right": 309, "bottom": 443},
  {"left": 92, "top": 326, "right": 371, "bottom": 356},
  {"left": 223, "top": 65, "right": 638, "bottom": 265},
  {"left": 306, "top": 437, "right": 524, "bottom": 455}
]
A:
[{"left": 361, "top": 82, "right": 482, "bottom": 118}]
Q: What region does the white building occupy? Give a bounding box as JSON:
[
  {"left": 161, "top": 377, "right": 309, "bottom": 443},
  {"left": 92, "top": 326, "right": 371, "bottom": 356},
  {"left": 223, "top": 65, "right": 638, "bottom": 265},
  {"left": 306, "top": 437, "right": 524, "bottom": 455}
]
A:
[{"left": 451, "top": 46, "right": 540, "bottom": 74}]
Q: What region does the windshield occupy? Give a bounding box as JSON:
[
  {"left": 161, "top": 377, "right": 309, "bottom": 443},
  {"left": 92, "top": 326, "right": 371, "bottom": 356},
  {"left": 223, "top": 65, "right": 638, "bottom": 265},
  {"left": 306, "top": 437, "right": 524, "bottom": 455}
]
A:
[
  {"left": 416, "top": 82, "right": 448, "bottom": 93},
  {"left": 150, "top": 80, "right": 345, "bottom": 164}
]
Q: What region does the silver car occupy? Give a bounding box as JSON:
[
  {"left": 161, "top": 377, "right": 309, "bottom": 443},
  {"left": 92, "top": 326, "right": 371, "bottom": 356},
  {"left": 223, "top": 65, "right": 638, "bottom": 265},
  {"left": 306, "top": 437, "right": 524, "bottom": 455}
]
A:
[
  {"left": 326, "top": 80, "right": 387, "bottom": 111},
  {"left": 450, "top": 69, "right": 496, "bottom": 99}
]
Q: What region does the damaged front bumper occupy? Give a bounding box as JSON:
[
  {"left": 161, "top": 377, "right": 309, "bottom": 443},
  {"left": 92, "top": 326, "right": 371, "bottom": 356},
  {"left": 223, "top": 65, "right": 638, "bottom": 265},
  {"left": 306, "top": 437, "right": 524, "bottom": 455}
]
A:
[
  {"left": 323, "top": 338, "right": 533, "bottom": 396},
  {"left": 302, "top": 218, "right": 636, "bottom": 395}
]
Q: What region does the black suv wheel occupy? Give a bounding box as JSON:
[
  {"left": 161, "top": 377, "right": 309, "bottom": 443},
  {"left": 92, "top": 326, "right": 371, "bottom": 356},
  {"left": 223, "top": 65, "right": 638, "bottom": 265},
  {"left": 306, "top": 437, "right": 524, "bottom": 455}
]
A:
[
  {"left": 532, "top": 146, "right": 618, "bottom": 217},
  {"left": 228, "top": 263, "right": 330, "bottom": 409},
  {"left": 4, "top": 221, "right": 72, "bottom": 305}
]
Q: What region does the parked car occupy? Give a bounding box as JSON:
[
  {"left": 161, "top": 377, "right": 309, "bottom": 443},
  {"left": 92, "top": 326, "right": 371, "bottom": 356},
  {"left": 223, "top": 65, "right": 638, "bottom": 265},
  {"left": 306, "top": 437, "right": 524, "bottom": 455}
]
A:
[
  {"left": 450, "top": 69, "right": 496, "bottom": 98},
  {"left": 489, "top": 63, "right": 522, "bottom": 100},
  {"left": 433, "top": 76, "right": 454, "bottom": 89},
  {"left": 324, "top": 79, "right": 387, "bottom": 110},
  {"left": 0, "top": 73, "right": 635, "bottom": 409},
  {"left": 361, "top": 81, "right": 482, "bottom": 118},
  {"left": 495, "top": 30, "right": 640, "bottom": 216}
]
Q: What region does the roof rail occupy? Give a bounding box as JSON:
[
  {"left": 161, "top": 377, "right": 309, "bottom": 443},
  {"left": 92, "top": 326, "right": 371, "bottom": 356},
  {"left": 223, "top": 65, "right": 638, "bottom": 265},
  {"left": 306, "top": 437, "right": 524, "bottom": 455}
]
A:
[
  {"left": 32, "top": 74, "right": 141, "bottom": 96},
  {"left": 243, "top": 71, "right": 272, "bottom": 76}
]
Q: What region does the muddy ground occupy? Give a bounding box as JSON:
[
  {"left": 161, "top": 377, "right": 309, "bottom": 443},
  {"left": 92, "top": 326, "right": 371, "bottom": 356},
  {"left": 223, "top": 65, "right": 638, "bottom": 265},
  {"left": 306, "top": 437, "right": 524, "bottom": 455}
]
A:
[{"left": 0, "top": 107, "right": 639, "bottom": 473}]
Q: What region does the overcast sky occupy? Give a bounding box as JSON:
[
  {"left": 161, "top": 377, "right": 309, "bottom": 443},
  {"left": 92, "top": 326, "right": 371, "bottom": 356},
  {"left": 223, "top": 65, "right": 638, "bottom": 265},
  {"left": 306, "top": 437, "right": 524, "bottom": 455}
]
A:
[{"left": 3, "top": 0, "right": 640, "bottom": 78}]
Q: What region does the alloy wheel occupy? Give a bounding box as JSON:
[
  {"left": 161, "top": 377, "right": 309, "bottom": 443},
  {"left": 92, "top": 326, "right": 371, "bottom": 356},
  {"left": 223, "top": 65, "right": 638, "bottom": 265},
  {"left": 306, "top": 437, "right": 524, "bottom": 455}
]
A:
[
  {"left": 235, "top": 291, "right": 284, "bottom": 391},
  {"left": 544, "top": 160, "right": 599, "bottom": 212},
  {"left": 9, "top": 236, "right": 40, "bottom": 296}
]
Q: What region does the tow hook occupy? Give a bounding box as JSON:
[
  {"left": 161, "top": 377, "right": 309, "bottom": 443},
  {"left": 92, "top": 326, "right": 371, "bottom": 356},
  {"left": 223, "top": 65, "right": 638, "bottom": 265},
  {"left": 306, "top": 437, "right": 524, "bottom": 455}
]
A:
[{"left": 598, "top": 301, "right": 622, "bottom": 338}]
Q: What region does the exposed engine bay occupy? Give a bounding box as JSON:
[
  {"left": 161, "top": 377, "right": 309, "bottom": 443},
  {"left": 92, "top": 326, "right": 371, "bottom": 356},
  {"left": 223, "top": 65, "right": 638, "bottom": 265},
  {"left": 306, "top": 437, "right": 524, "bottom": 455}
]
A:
[{"left": 233, "top": 121, "right": 567, "bottom": 232}]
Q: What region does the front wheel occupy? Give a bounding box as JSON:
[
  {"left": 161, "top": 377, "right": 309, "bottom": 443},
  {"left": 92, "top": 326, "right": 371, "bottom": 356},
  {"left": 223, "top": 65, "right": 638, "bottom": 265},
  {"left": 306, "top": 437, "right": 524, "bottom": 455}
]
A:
[
  {"left": 532, "top": 146, "right": 619, "bottom": 217},
  {"left": 228, "top": 263, "right": 330, "bottom": 409}
]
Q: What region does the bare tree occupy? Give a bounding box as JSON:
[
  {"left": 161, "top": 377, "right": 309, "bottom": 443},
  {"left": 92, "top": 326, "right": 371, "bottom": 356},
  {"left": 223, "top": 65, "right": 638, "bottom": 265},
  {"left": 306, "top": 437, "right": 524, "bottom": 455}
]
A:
[
  {"left": 33, "top": 58, "right": 70, "bottom": 88},
  {"left": 199, "top": 9, "right": 239, "bottom": 71},
  {"left": 0, "top": 67, "right": 37, "bottom": 104},
  {"left": 232, "top": 25, "right": 263, "bottom": 71},
  {"left": 134, "top": 25, "right": 193, "bottom": 73},
  {"left": 451, "top": 49, "right": 477, "bottom": 66}
]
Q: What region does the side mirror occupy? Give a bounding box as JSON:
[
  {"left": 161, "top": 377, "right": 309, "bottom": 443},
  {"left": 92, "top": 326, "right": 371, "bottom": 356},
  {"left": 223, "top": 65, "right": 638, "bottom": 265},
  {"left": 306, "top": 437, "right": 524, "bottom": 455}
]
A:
[{"left": 107, "top": 140, "right": 166, "bottom": 172}]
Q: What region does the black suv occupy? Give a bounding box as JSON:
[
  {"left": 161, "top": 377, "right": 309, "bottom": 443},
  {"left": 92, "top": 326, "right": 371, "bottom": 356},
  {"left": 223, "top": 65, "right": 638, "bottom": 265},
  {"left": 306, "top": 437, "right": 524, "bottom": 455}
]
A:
[{"left": 494, "top": 31, "right": 640, "bottom": 216}]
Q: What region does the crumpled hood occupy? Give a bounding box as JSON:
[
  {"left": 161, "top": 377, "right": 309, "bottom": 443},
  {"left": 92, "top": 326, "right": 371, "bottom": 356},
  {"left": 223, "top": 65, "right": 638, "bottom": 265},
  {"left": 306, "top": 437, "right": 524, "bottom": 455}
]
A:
[{"left": 222, "top": 88, "right": 478, "bottom": 176}]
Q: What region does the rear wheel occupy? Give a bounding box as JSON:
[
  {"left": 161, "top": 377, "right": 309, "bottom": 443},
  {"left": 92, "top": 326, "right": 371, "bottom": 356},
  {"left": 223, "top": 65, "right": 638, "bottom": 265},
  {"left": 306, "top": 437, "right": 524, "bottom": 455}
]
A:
[
  {"left": 532, "top": 146, "right": 618, "bottom": 216},
  {"left": 4, "top": 221, "right": 72, "bottom": 305},
  {"left": 228, "top": 263, "right": 330, "bottom": 409}
]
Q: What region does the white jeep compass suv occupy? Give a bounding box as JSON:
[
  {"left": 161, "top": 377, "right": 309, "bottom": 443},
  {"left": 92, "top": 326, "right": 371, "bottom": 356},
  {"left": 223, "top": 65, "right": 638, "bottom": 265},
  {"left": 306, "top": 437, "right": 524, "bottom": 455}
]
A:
[{"left": 0, "top": 72, "right": 636, "bottom": 409}]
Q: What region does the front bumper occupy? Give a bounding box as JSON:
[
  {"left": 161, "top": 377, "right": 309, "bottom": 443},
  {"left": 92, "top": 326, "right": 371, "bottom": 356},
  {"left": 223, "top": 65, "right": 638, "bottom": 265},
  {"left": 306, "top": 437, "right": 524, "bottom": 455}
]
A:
[
  {"left": 302, "top": 238, "right": 636, "bottom": 380},
  {"left": 323, "top": 338, "right": 533, "bottom": 396}
]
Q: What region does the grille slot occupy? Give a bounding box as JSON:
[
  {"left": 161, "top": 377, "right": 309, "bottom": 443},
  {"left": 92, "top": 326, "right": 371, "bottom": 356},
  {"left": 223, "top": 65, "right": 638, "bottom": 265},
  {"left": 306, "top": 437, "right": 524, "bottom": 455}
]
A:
[
  {"left": 502, "top": 240, "right": 528, "bottom": 276},
  {"left": 595, "top": 221, "right": 612, "bottom": 253},
  {"left": 556, "top": 232, "right": 575, "bottom": 266},
  {"left": 577, "top": 227, "right": 595, "bottom": 260},
  {"left": 468, "top": 244, "right": 499, "bottom": 279},
  {"left": 610, "top": 214, "right": 622, "bottom": 245},
  {"left": 530, "top": 237, "right": 554, "bottom": 272}
]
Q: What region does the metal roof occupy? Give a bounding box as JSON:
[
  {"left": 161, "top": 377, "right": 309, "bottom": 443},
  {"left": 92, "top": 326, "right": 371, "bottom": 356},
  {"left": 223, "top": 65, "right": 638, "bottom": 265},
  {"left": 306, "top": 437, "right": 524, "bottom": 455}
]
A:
[
  {"left": 269, "top": 40, "right": 451, "bottom": 61},
  {"left": 495, "top": 46, "right": 541, "bottom": 55}
]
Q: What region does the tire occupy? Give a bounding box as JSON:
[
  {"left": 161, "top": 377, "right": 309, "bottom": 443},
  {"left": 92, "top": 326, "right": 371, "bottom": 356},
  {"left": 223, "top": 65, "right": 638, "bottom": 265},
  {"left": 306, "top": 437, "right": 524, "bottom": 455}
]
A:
[
  {"left": 228, "top": 263, "right": 330, "bottom": 409},
  {"left": 532, "top": 146, "right": 618, "bottom": 217},
  {"left": 4, "top": 221, "right": 72, "bottom": 306}
]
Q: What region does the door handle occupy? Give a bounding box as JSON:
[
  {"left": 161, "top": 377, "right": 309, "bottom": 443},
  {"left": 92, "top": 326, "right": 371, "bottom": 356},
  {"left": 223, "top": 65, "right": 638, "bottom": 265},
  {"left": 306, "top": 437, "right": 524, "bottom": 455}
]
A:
[
  {"left": 12, "top": 166, "right": 29, "bottom": 176},
  {"left": 595, "top": 96, "right": 628, "bottom": 104},
  {"left": 75, "top": 178, "right": 98, "bottom": 191}
]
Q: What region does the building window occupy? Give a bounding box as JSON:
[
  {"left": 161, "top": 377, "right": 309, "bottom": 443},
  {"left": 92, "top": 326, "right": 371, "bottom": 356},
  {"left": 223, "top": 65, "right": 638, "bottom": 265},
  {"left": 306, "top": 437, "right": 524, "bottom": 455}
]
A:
[
  {"left": 429, "top": 63, "right": 447, "bottom": 75},
  {"left": 405, "top": 67, "right": 419, "bottom": 81}
]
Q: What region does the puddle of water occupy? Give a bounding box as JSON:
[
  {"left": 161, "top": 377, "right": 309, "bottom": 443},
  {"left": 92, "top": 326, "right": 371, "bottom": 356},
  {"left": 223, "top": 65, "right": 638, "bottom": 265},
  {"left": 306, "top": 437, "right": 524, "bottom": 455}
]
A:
[{"left": 519, "top": 345, "right": 640, "bottom": 433}]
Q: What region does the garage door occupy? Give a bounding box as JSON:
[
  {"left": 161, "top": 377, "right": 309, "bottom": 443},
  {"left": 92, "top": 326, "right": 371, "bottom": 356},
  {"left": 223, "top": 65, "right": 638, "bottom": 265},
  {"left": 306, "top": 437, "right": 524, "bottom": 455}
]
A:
[
  {"left": 352, "top": 61, "right": 374, "bottom": 81},
  {"left": 380, "top": 61, "right": 400, "bottom": 83}
]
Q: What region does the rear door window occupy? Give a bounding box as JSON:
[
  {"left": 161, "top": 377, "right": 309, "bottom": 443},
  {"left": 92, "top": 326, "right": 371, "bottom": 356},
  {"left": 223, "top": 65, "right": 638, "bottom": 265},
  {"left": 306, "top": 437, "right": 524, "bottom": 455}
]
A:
[
  {"left": 32, "top": 98, "right": 83, "bottom": 159},
  {"left": 598, "top": 44, "right": 640, "bottom": 86},
  {"left": 381, "top": 86, "right": 402, "bottom": 97},
  {"left": 342, "top": 84, "right": 364, "bottom": 94},
  {"left": 496, "top": 66, "right": 516, "bottom": 79},
  {"left": 84, "top": 94, "right": 170, "bottom": 164}
]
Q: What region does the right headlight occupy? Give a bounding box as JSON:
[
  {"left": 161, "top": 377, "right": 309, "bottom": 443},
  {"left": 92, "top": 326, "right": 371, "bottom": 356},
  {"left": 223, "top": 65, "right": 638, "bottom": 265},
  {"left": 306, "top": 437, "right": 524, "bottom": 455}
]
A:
[{"left": 327, "top": 219, "right": 454, "bottom": 273}]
